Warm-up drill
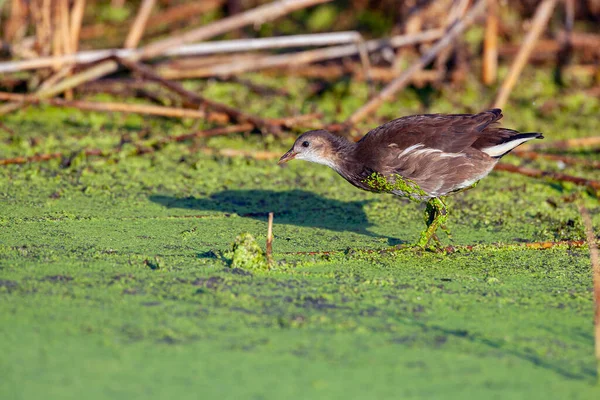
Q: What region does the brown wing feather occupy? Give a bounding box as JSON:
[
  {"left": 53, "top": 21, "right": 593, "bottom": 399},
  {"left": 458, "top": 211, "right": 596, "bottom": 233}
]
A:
[
  {"left": 356, "top": 109, "right": 503, "bottom": 157},
  {"left": 353, "top": 109, "right": 505, "bottom": 196}
]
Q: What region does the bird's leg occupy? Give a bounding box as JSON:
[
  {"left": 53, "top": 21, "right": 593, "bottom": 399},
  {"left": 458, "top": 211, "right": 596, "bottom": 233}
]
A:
[
  {"left": 438, "top": 197, "right": 451, "bottom": 238},
  {"left": 417, "top": 197, "right": 448, "bottom": 248}
]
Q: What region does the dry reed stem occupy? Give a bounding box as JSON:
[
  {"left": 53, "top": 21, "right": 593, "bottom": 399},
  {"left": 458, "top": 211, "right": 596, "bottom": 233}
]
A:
[
  {"left": 59, "top": 0, "right": 72, "bottom": 56},
  {"left": 124, "top": 0, "right": 157, "bottom": 49},
  {"left": 435, "top": 0, "right": 470, "bottom": 73},
  {"left": 28, "top": 0, "right": 331, "bottom": 101},
  {"left": 495, "top": 162, "right": 600, "bottom": 193},
  {"left": 482, "top": 0, "right": 498, "bottom": 85},
  {"left": 164, "top": 30, "right": 444, "bottom": 78},
  {"left": 578, "top": 202, "right": 600, "bottom": 380},
  {"left": 521, "top": 136, "right": 600, "bottom": 151},
  {"left": 497, "top": 32, "right": 600, "bottom": 59},
  {"left": 262, "top": 65, "right": 442, "bottom": 84},
  {"left": 493, "top": 0, "right": 558, "bottom": 108},
  {"left": 0, "top": 32, "right": 381, "bottom": 73},
  {"left": 512, "top": 150, "right": 600, "bottom": 169},
  {"left": 51, "top": 2, "right": 63, "bottom": 71},
  {"left": 116, "top": 58, "right": 281, "bottom": 133},
  {"left": 346, "top": 0, "right": 487, "bottom": 126},
  {"left": 4, "top": 0, "right": 29, "bottom": 43},
  {"left": 138, "top": 0, "right": 333, "bottom": 59},
  {"left": 0, "top": 92, "right": 230, "bottom": 123},
  {"left": 69, "top": 0, "right": 85, "bottom": 52}
]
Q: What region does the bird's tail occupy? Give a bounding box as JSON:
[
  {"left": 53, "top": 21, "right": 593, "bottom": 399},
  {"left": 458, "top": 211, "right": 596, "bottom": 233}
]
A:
[{"left": 480, "top": 132, "right": 543, "bottom": 158}]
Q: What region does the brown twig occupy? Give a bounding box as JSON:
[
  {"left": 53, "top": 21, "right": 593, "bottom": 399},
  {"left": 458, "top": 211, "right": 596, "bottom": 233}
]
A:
[
  {"left": 345, "top": 0, "right": 487, "bottom": 127},
  {"left": 0, "top": 92, "right": 230, "bottom": 123},
  {"left": 212, "top": 76, "right": 291, "bottom": 97},
  {"left": 160, "top": 29, "right": 444, "bottom": 79},
  {"left": 495, "top": 162, "right": 600, "bottom": 193},
  {"left": 124, "top": 0, "right": 157, "bottom": 49},
  {"left": 116, "top": 58, "right": 284, "bottom": 134},
  {"left": 498, "top": 32, "right": 600, "bottom": 61},
  {"left": 512, "top": 150, "right": 600, "bottom": 169},
  {"left": 265, "top": 65, "right": 442, "bottom": 84},
  {"left": 0, "top": 152, "right": 64, "bottom": 166},
  {"left": 577, "top": 202, "right": 600, "bottom": 380},
  {"left": 493, "top": 0, "right": 558, "bottom": 108},
  {"left": 521, "top": 136, "right": 600, "bottom": 151}
]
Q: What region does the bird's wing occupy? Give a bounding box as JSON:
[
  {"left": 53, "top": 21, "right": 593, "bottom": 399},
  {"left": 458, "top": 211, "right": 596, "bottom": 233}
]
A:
[{"left": 357, "top": 109, "right": 503, "bottom": 155}]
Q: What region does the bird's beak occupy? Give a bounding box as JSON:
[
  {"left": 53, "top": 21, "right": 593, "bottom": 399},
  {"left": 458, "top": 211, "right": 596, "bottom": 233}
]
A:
[{"left": 278, "top": 149, "right": 297, "bottom": 165}]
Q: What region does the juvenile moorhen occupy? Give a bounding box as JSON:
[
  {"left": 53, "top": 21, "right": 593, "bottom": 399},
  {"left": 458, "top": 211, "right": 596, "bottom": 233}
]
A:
[{"left": 278, "top": 108, "right": 543, "bottom": 247}]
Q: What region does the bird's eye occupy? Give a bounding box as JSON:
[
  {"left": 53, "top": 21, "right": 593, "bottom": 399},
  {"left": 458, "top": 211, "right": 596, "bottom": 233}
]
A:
[{"left": 302, "top": 141, "right": 310, "bottom": 148}]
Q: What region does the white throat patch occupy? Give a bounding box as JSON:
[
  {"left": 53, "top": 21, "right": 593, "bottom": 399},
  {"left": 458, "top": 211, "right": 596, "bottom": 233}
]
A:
[{"left": 296, "top": 151, "right": 340, "bottom": 170}]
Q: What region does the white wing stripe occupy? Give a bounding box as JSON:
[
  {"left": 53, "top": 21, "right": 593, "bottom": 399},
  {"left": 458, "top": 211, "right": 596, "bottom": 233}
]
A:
[{"left": 396, "top": 143, "right": 424, "bottom": 158}]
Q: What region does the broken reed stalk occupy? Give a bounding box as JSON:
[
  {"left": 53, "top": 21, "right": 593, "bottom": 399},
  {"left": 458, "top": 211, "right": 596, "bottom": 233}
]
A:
[
  {"left": 577, "top": 202, "right": 600, "bottom": 381},
  {"left": 482, "top": 0, "right": 498, "bottom": 85},
  {"left": 495, "top": 162, "right": 600, "bottom": 193},
  {"left": 116, "top": 58, "right": 281, "bottom": 133},
  {"left": 0, "top": 91, "right": 320, "bottom": 129},
  {"left": 30, "top": 0, "right": 332, "bottom": 101},
  {"left": 124, "top": 0, "right": 157, "bottom": 49},
  {"left": 266, "top": 212, "right": 274, "bottom": 262},
  {"left": 493, "top": 0, "right": 558, "bottom": 108},
  {"left": 157, "top": 29, "right": 444, "bottom": 78},
  {"left": 345, "top": 0, "right": 488, "bottom": 127}
]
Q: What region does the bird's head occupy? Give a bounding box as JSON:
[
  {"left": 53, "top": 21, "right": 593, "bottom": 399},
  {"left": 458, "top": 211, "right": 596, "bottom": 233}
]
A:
[{"left": 278, "top": 130, "right": 349, "bottom": 169}]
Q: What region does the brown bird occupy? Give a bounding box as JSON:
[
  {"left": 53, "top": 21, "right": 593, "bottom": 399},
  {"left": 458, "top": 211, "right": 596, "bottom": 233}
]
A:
[{"left": 278, "top": 109, "right": 543, "bottom": 247}]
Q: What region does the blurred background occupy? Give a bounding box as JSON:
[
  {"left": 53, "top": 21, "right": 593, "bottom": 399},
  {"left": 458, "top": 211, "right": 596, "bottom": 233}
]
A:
[{"left": 0, "top": 0, "right": 599, "bottom": 179}]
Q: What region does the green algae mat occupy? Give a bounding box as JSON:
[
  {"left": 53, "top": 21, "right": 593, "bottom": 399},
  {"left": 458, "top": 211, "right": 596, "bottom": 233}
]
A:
[{"left": 1, "top": 76, "right": 600, "bottom": 399}]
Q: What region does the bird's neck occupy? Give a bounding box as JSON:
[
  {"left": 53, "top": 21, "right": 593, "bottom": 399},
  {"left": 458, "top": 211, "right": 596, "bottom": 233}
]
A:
[
  {"left": 323, "top": 135, "right": 370, "bottom": 184},
  {"left": 325, "top": 134, "right": 357, "bottom": 170}
]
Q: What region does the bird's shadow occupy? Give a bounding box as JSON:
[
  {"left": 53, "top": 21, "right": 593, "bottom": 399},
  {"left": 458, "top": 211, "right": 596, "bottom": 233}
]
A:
[{"left": 149, "top": 189, "right": 403, "bottom": 245}]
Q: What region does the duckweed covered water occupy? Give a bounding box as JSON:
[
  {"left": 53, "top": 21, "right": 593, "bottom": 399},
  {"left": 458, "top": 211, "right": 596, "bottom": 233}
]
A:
[{"left": 1, "top": 71, "right": 600, "bottom": 399}]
